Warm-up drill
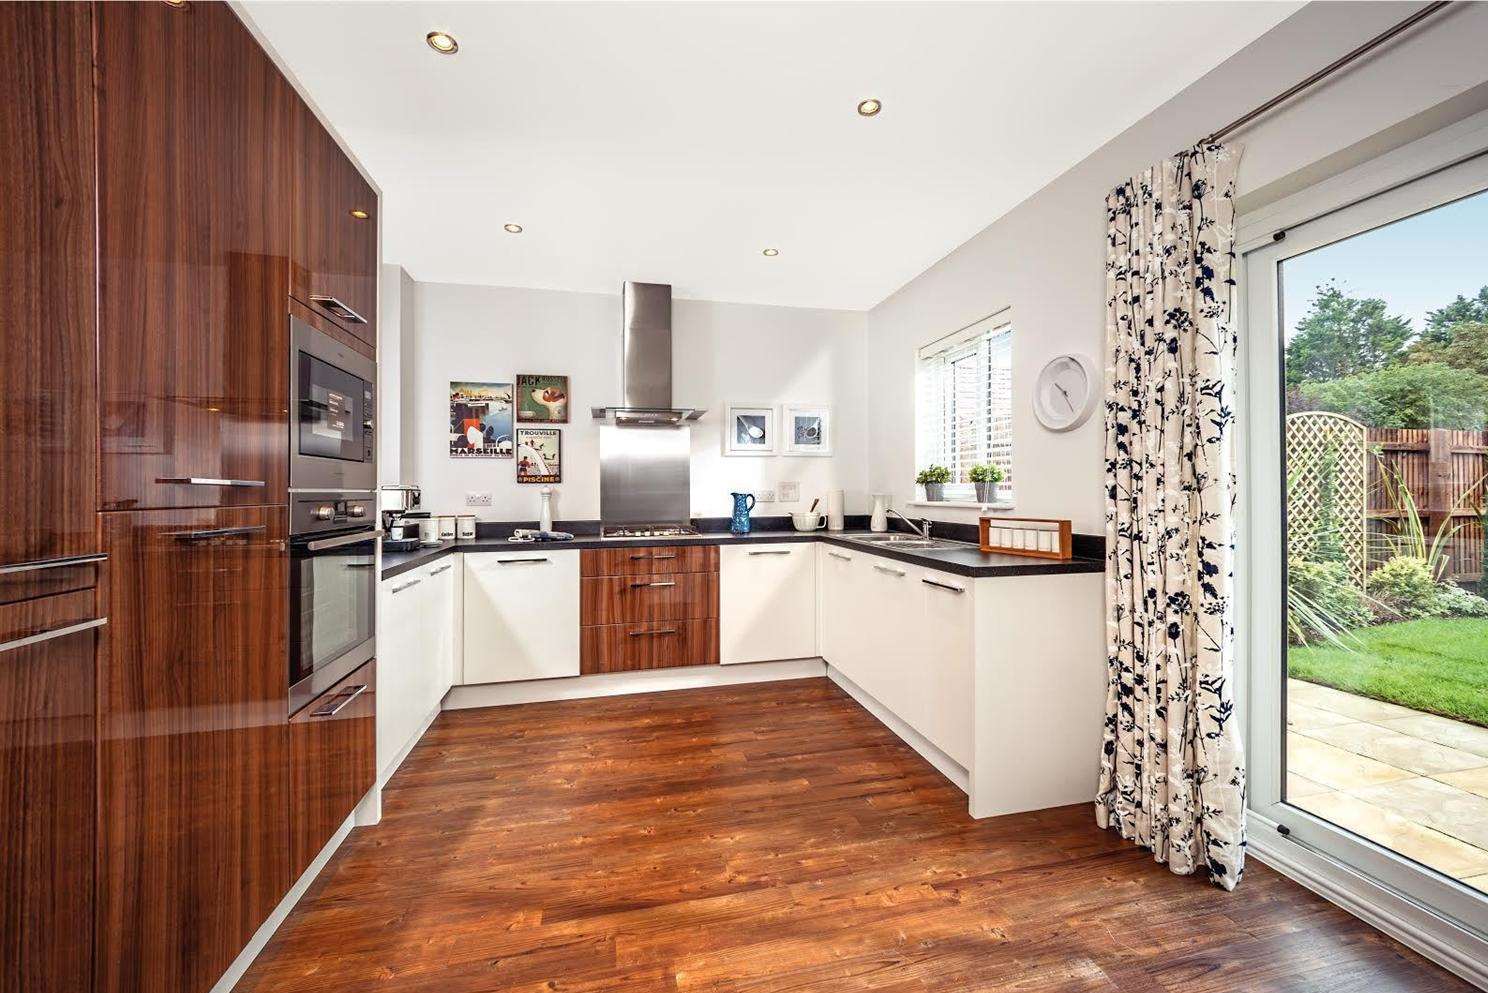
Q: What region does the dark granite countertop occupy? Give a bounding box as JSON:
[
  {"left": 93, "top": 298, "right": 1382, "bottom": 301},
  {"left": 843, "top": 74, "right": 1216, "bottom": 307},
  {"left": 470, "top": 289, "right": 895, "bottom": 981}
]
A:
[{"left": 381, "top": 528, "right": 1103, "bottom": 581}]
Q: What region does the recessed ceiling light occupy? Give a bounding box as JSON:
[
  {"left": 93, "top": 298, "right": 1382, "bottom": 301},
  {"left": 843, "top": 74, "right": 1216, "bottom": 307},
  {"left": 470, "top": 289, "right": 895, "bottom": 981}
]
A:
[
  {"left": 504, "top": 223, "right": 524, "bottom": 234},
  {"left": 762, "top": 248, "right": 779, "bottom": 257},
  {"left": 426, "top": 31, "right": 459, "bottom": 55},
  {"left": 348, "top": 208, "right": 369, "bottom": 220},
  {"left": 857, "top": 98, "right": 882, "bottom": 117}
]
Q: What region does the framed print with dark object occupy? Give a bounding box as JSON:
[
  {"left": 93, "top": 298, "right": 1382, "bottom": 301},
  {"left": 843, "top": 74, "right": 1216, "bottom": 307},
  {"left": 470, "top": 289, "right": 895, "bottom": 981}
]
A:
[
  {"left": 723, "top": 403, "right": 775, "bottom": 456},
  {"left": 449, "top": 381, "right": 513, "bottom": 458},
  {"left": 783, "top": 403, "right": 831, "bottom": 457},
  {"left": 516, "top": 374, "right": 570, "bottom": 423},
  {"left": 516, "top": 427, "right": 562, "bottom": 483}
]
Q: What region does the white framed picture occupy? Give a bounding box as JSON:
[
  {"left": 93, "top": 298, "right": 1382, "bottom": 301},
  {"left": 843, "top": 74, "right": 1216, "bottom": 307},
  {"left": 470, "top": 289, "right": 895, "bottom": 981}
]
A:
[
  {"left": 723, "top": 403, "right": 776, "bottom": 456},
  {"left": 783, "top": 403, "right": 832, "bottom": 457}
]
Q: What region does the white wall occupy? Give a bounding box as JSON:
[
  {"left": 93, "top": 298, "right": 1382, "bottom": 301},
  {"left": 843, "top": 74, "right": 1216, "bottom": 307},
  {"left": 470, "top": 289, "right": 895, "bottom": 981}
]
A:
[
  {"left": 409, "top": 281, "right": 869, "bottom": 523},
  {"left": 867, "top": 1, "right": 1488, "bottom": 535},
  {"left": 376, "top": 263, "right": 417, "bottom": 486}
]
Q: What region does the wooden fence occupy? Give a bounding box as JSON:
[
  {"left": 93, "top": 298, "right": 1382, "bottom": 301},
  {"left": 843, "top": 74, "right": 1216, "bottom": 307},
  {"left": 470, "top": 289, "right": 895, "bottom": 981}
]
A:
[{"left": 1369, "top": 428, "right": 1488, "bottom": 582}]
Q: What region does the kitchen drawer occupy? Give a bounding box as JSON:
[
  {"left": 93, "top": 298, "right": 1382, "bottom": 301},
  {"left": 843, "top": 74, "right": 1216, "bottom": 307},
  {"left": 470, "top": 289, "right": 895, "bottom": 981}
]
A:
[
  {"left": 580, "top": 572, "right": 717, "bottom": 625},
  {"left": 289, "top": 659, "right": 375, "bottom": 877},
  {"left": 580, "top": 619, "right": 719, "bottom": 673},
  {"left": 581, "top": 544, "right": 718, "bottom": 578}
]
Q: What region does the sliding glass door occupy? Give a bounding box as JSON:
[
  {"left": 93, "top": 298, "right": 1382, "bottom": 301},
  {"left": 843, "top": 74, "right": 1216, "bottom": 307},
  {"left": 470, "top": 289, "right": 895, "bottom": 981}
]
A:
[{"left": 1246, "top": 151, "right": 1488, "bottom": 934}]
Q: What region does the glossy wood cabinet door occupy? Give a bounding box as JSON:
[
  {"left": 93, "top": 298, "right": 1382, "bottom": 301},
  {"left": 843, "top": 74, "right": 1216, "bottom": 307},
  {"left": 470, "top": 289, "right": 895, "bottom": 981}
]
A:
[
  {"left": 96, "top": 1, "right": 294, "bottom": 511},
  {"left": 0, "top": 589, "right": 102, "bottom": 993},
  {"left": 0, "top": 2, "right": 98, "bottom": 583},
  {"left": 97, "top": 507, "right": 290, "bottom": 993},
  {"left": 292, "top": 103, "right": 378, "bottom": 347},
  {"left": 290, "top": 660, "right": 376, "bottom": 878}
]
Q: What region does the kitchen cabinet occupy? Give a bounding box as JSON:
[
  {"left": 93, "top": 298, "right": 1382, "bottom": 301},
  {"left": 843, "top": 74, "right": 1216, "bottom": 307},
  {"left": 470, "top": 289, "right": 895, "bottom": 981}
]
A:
[
  {"left": 911, "top": 570, "right": 974, "bottom": 766},
  {"left": 579, "top": 546, "right": 719, "bottom": 674},
  {"left": 377, "top": 559, "right": 456, "bottom": 780},
  {"left": 0, "top": 589, "right": 102, "bottom": 993},
  {"left": 95, "top": 0, "right": 295, "bottom": 511},
  {"left": 290, "top": 660, "right": 376, "bottom": 877},
  {"left": 292, "top": 102, "right": 378, "bottom": 347},
  {"left": 817, "top": 544, "right": 867, "bottom": 677},
  {"left": 580, "top": 620, "right": 719, "bottom": 673},
  {"left": 0, "top": 1, "right": 99, "bottom": 600},
  {"left": 464, "top": 551, "right": 581, "bottom": 684},
  {"left": 96, "top": 507, "right": 290, "bottom": 993},
  {"left": 719, "top": 543, "right": 817, "bottom": 664}
]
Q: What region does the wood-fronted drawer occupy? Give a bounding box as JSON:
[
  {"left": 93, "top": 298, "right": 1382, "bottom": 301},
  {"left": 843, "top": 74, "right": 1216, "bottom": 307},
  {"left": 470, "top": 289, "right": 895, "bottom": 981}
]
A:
[
  {"left": 580, "top": 619, "right": 719, "bottom": 673},
  {"left": 289, "top": 660, "right": 375, "bottom": 877},
  {"left": 581, "top": 545, "right": 718, "bottom": 578},
  {"left": 580, "top": 572, "right": 717, "bottom": 625}
]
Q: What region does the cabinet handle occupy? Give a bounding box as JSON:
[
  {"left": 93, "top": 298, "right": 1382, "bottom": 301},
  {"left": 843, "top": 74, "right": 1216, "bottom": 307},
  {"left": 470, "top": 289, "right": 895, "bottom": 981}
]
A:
[
  {"left": 630, "top": 580, "right": 676, "bottom": 588},
  {"left": 630, "top": 553, "right": 679, "bottom": 560},
  {"left": 429, "top": 564, "right": 453, "bottom": 576},
  {"left": 310, "top": 684, "right": 367, "bottom": 717},
  {"left": 922, "top": 578, "right": 965, "bottom": 594},
  {"left": 156, "top": 477, "right": 266, "bottom": 488},
  {"left": 628, "top": 627, "right": 679, "bottom": 637},
  {"left": 747, "top": 549, "right": 792, "bottom": 556},
  {"left": 391, "top": 578, "right": 421, "bottom": 594},
  {"left": 310, "top": 294, "right": 368, "bottom": 325},
  {"left": 0, "top": 552, "right": 107, "bottom": 576},
  {"left": 306, "top": 528, "right": 381, "bottom": 552},
  {"left": 498, "top": 557, "right": 550, "bottom": 565},
  {"left": 0, "top": 617, "right": 107, "bottom": 655},
  {"left": 168, "top": 525, "right": 266, "bottom": 542},
  {"left": 873, "top": 564, "right": 906, "bottom": 577},
  {"left": 826, "top": 551, "right": 852, "bottom": 562}
]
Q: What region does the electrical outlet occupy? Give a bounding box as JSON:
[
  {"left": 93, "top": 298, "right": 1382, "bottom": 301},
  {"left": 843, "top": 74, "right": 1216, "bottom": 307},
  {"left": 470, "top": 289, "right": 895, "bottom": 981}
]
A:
[
  {"left": 779, "top": 481, "right": 801, "bottom": 503},
  {"left": 465, "top": 491, "right": 492, "bottom": 507},
  {"left": 756, "top": 489, "right": 775, "bottom": 503}
]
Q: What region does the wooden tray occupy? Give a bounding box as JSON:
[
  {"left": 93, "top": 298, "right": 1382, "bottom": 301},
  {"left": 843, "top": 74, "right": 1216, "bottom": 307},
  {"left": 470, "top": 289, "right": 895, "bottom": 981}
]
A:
[{"left": 978, "top": 517, "right": 1072, "bottom": 560}]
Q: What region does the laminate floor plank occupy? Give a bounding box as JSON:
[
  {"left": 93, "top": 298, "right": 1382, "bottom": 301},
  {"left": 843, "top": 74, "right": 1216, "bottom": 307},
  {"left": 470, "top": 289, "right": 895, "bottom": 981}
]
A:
[{"left": 234, "top": 678, "right": 1472, "bottom": 993}]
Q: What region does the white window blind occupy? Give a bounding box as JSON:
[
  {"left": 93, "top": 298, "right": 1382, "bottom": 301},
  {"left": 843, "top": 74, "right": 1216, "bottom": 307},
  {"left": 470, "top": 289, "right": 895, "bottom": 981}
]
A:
[{"left": 915, "top": 310, "right": 1013, "bottom": 501}]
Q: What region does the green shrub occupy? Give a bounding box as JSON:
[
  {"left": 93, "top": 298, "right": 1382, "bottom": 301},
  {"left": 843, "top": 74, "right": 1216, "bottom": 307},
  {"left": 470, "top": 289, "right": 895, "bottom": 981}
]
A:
[
  {"left": 1432, "top": 581, "right": 1488, "bottom": 618},
  {"left": 1289, "top": 557, "right": 1372, "bottom": 645},
  {"left": 1367, "top": 556, "right": 1442, "bottom": 619}
]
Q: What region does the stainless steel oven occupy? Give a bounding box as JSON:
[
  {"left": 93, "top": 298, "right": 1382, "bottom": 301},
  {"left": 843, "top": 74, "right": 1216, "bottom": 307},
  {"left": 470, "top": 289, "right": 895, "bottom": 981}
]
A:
[
  {"left": 290, "top": 317, "right": 376, "bottom": 494},
  {"left": 288, "top": 493, "right": 379, "bottom": 714}
]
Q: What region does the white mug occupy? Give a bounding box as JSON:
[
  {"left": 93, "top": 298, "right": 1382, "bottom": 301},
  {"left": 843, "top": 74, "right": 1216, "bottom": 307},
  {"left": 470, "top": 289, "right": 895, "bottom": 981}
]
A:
[{"left": 792, "top": 512, "right": 826, "bottom": 532}]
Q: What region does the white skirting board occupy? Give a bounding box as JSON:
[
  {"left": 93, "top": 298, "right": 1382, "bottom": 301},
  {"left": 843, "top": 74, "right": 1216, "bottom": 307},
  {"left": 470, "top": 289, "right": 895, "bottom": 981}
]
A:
[
  {"left": 1248, "top": 811, "right": 1488, "bottom": 989},
  {"left": 825, "top": 665, "right": 969, "bottom": 795},
  {"left": 443, "top": 657, "right": 827, "bottom": 709}
]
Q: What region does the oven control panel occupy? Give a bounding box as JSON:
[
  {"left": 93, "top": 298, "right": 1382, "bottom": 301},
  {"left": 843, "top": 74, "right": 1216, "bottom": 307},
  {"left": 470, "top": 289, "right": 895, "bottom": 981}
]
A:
[{"left": 292, "top": 496, "right": 373, "bottom": 535}]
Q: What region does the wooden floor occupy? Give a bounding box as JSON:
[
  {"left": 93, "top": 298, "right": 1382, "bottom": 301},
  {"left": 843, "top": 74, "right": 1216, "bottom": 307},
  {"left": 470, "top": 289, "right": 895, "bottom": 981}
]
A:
[{"left": 236, "top": 678, "right": 1472, "bottom": 992}]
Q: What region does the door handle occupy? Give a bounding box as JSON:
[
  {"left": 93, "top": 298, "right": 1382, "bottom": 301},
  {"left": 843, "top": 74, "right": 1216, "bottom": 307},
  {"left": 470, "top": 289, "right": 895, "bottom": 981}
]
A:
[
  {"left": 168, "top": 525, "right": 266, "bottom": 543},
  {"left": 156, "top": 477, "right": 266, "bottom": 488},
  {"left": 498, "top": 557, "right": 550, "bottom": 565},
  {"left": 0, "top": 552, "right": 107, "bottom": 576},
  {"left": 391, "top": 578, "right": 421, "bottom": 594},
  {"left": 305, "top": 528, "right": 382, "bottom": 552},
  {"left": 922, "top": 578, "right": 965, "bottom": 594},
  {"left": 0, "top": 617, "right": 107, "bottom": 654},
  {"left": 827, "top": 551, "right": 852, "bottom": 562},
  {"left": 429, "top": 564, "right": 454, "bottom": 576},
  {"left": 630, "top": 553, "right": 678, "bottom": 560},
  {"left": 873, "top": 564, "right": 906, "bottom": 577},
  {"left": 629, "top": 581, "right": 676, "bottom": 588},
  {"left": 628, "top": 628, "right": 678, "bottom": 637},
  {"left": 310, "top": 295, "right": 368, "bottom": 325},
  {"left": 309, "top": 684, "right": 368, "bottom": 717},
  {"left": 747, "top": 549, "right": 792, "bottom": 556}
]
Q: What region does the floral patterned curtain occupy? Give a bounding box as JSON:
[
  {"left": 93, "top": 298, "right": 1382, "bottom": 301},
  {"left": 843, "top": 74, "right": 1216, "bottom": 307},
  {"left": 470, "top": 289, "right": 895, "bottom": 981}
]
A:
[{"left": 1097, "top": 143, "right": 1246, "bottom": 890}]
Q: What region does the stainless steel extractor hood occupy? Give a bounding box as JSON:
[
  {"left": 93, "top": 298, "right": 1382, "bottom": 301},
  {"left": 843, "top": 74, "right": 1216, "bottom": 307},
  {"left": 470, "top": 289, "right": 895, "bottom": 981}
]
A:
[{"left": 591, "top": 281, "right": 705, "bottom": 425}]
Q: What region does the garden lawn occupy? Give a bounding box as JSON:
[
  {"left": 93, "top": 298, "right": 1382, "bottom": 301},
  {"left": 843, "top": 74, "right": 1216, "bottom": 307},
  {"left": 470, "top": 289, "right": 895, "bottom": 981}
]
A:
[{"left": 1289, "top": 617, "right": 1488, "bottom": 727}]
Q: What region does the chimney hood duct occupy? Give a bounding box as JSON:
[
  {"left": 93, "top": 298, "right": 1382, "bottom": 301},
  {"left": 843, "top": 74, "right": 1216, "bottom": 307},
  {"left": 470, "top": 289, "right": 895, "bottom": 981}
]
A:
[{"left": 591, "top": 281, "right": 704, "bottom": 426}]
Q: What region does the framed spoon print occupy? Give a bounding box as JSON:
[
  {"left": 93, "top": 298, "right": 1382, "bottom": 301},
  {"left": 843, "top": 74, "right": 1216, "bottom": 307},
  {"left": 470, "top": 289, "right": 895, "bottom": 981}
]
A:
[{"left": 723, "top": 402, "right": 776, "bottom": 456}]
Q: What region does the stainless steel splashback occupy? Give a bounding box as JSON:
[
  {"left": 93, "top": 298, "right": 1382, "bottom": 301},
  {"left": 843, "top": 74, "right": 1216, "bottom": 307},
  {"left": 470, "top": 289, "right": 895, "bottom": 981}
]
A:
[{"left": 599, "top": 425, "right": 691, "bottom": 527}]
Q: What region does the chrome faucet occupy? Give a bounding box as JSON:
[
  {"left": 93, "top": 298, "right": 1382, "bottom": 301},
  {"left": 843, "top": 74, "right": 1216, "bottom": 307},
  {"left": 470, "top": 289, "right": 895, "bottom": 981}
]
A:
[{"left": 888, "top": 509, "right": 932, "bottom": 539}]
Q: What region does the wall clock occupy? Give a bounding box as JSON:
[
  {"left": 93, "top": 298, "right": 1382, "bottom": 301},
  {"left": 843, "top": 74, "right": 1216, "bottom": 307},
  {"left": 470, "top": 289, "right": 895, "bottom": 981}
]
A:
[{"left": 1033, "top": 353, "right": 1099, "bottom": 432}]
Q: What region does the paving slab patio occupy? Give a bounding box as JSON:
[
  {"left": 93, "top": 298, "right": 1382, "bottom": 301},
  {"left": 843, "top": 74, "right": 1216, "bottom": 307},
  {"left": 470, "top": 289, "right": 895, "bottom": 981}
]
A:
[{"left": 1287, "top": 678, "right": 1488, "bottom": 889}]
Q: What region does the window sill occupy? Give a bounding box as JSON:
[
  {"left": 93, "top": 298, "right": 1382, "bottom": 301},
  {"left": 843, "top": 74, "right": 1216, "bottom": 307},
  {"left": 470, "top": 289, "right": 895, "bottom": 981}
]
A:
[{"left": 907, "top": 500, "right": 1016, "bottom": 512}]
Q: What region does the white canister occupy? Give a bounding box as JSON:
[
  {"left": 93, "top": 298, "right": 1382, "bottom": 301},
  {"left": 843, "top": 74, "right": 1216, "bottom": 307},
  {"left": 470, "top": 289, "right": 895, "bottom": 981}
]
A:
[
  {"left": 438, "top": 516, "right": 456, "bottom": 540},
  {"left": 457, "top": 515, "right": 477, "bottom": 540},
  {"left": 418, "top": 518, "right": 440, "bottom": 546}
]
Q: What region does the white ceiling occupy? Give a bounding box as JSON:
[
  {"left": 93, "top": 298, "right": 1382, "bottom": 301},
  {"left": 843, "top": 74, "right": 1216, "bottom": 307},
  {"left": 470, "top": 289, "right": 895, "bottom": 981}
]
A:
[{"left": 241, "top": 1, "right": 1298, "bottom": 311}]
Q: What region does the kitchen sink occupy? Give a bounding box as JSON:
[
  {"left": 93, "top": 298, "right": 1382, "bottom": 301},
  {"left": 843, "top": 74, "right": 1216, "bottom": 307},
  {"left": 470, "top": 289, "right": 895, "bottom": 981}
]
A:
[{"left": 839, "top": 534, "right": 964, "bottom": 550}]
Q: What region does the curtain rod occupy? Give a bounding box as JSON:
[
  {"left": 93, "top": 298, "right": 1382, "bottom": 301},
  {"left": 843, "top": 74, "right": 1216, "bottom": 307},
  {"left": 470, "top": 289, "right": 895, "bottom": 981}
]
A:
[{"left": 1205, "top": 1, "right": 1451, "bottom": 145}]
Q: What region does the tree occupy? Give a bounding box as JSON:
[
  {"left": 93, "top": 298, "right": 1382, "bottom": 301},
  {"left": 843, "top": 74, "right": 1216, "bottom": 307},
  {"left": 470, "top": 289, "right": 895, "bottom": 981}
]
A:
[
  {"left": 1418, "top": 285, "right": 1488, "bottom": 348},
  {"left": 1285, "top": 282, "right": 1414, "bottom": 387},
  {"left": 1406, "top": 321, "right": 1488, "bottom": 376},
  {"left": 1298, "top": 362, "right": 1488, "bottom": 430}
]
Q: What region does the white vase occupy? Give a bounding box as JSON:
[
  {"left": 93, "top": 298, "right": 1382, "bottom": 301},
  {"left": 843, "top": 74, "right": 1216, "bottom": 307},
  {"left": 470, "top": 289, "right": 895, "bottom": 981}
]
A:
[{"left": 870, "top": 494, "right": 890, "bottom": 533}]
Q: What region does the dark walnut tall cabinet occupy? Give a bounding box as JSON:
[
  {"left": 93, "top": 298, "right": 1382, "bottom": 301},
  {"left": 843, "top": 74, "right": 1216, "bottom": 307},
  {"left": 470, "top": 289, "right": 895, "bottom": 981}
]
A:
[{"left": 0, "top": 3, "right": 379, "bottom": 993}]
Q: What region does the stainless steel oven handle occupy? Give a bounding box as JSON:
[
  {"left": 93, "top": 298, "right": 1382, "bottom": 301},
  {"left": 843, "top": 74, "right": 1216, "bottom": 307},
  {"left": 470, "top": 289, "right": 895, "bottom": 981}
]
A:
[
  {"left": 169, "top": 525, "right": 266, "bottom": 542},
  {"left": 1, "top": 617, "right": 107, "bottom": 654},
  {"left": 310, "top": 295, "right": 368, "bottom": 325},
  {"left": 310, "top": 684, "right": 368, "bottom": 717},
  {"left": 305, "top": 528, "right": 382, "bottom": 552},
  {"left": 156, "top": 477, "right": 266, "bottom": 488},
  {"left": 0, "top": 553, "right": 108, "bottom": 575}
]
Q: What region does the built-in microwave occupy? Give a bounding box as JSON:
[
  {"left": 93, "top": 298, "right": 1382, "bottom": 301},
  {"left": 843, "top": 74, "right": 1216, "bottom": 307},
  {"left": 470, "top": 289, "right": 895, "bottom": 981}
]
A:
[{"left": 289, "top": 317, "right": 376, "bottom": 494}]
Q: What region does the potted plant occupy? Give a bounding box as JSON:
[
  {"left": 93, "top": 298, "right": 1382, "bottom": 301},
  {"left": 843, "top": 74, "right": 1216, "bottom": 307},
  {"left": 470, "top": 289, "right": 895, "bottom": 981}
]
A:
[
  {"left": 968, "top": 463, "right": 1004, "bottom": 503},
  {"left": 916, "top": 464, "right": 952, "bottom": 501}
]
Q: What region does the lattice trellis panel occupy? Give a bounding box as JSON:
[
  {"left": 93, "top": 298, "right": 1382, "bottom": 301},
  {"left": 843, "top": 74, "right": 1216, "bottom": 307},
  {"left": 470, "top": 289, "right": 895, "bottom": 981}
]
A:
[{"left": 1286, "top": 411, "right": 1369, "bottom": 588}]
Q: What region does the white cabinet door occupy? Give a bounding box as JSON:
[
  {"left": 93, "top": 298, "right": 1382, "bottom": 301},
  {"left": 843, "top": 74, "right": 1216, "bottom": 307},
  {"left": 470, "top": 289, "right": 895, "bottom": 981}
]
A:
[
  {"left": 817, "top": 543, "right": 864, "bottom": 675},
  {"left": 423, "top": 558, "right": 458, "bottom": 701},
  {"left": 463, "top": 550, "right": 580, "bottom": 684},
  {"left": 913, "top": 567, "right": 974, "bottom": 767},
  {"left": 720, "top": 543, "right": 817, "bottom": 664},
  {"left": 377, "top": 565, "right": 429, "bottom": 777},
  {"left": 857, "top": 555, "right": 914, "bottom": 710}
]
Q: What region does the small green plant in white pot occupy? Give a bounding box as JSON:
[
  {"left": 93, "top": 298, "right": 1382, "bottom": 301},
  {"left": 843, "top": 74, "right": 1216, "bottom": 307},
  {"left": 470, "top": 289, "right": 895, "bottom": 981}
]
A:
[
  {"left": 916, "top": 465, "right": 951, "bottom": 501},
  {"left": 968, "top": 463, "right": 1004, "bottom": 503}
]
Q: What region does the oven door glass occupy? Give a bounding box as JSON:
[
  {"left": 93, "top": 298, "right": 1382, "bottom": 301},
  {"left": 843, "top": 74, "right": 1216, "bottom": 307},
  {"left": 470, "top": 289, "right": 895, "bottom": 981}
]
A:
[
  {"left": 289, "top": 528, "right": 376, "bottom": 702},
  {"left": 297, "top": 352, "right": 367, "bottom": 462}
]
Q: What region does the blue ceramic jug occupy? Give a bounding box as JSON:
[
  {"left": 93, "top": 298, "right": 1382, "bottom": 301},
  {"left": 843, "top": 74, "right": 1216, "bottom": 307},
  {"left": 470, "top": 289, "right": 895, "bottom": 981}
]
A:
[{"left": 730, "top": 492, "right": 757, "bottom": 534}]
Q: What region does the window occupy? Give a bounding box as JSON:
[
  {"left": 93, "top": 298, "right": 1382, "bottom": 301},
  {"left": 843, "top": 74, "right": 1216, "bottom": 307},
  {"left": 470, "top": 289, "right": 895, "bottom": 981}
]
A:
[{"left": 915, "top": 309, "right": 1013, "bottom": 502}]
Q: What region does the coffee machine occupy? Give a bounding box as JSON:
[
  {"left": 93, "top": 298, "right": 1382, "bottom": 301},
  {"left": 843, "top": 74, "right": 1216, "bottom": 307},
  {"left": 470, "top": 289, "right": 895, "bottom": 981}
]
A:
[{"left": 378, "top": 484, "right": 428, "bottom": 551}]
